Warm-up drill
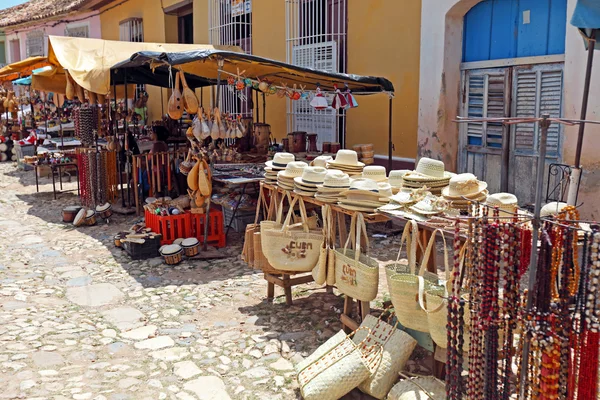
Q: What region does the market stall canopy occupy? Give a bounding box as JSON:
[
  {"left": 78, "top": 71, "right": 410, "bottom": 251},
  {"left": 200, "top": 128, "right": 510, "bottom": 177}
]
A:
[
  {"left": 0, "top": 56, "right": 51, "bottom": 82},
  {"left": 111, "top": 49, "right": 395, "bottom": 94},
  {"left": 571, "top": 0, "right": 600, "bottom": 46},
  {"left": 12, "top": 66, "right": 53, "bottom": 86},
  {"left": 47, "top": 36, "right": 243, "bottom": 95}
]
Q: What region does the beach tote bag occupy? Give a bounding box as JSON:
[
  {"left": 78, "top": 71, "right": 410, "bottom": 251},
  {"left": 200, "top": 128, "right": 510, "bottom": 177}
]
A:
[
  {"left": 354, "top": 309, "right": 418, "bottom": 399},
  {"left": 334, "top": 213, "right": 380, "bottom": 302},
  {"left": 262, "top": 195, "right": 323, "bottom": 272},
  {"left": 242, "top": 186, "right": 268, "bottom": 268},
  {"left": 386, "top": 222, "right": 438, "bottom": 332},
  {"left": 296, "top": 327, "right": 383, "bottom": 400},
  {"left": 419, "top": 241, "right": 470, "bottom": 350},
  {"left": 387, "top": 374, "right": 447, "bottom": 400}
]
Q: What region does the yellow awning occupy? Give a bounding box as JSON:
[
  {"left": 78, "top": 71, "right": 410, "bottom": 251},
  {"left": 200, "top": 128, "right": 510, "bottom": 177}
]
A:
[
  {"left": 0, "top": 56, "right": 51, "bottom": 82},
  {"left": 47, "top": 36, "right": 242, "bottom": 95}
]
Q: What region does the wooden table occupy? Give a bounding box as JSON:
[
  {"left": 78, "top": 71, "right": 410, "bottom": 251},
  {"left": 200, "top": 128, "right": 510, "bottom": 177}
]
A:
[{"left": 35, "top": 162, "right": 80, "bottom": 199}]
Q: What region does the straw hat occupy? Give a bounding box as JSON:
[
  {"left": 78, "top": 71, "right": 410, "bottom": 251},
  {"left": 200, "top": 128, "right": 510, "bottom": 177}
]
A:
[
  {"left": 340, "top": 178, "right": 381, "bottom": 198},
  {"left": 318, "top": 171, "right": 351, "bottom": 190},
  {"left": 377, "top": 182, "right": 393, "bottom": 198},
  {"left": 294, "top": 166, "right": 328, "bottom": 188},
  {"left": 310, "top": 155, "right": 333, "bottom": 168},
  {"left": 359, "top": 165, "right": 388, "bottom": 182},
  {"left": 485, "top": 193, "right": 518, "bottom": 215},
  {"left": 540, "top": 201, "right": 568, "bottom": 218},
  {"left": 278, "top": 161, "right": 308, "bottom": 179},
  {"left": 442, "top": 173, "right": 487, "bottom": 199},
  {"left": 328, "top": 149, "right": 365, "bottom": 168},
  {"left": 414, "top": 157, "right": 452, "bottom": 179},
  {"left": 265, "top": 152, "right": 295, "bottom": 170},
  {"left": 409, "top": 195, "right": 450, "bottom": 216},
  {"left": 389, "top": 169, "right": 410, "bottom": 188}
]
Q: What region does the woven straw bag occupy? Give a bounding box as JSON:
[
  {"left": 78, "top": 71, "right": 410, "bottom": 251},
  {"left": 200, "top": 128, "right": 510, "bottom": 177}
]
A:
[
  {"left": 242, "top": 187, "right": 268, "bottom": 267},
  {"left": 335, "top": 213, "right": 380, "bottom": 302},
  {"left": 262, "top": 195, "right": 323, "bottom": 272},
  {"left": 296, "top": 327, "right": 383, "bottom": 400},
  {"left": 254, "top": 191, "right": 293, "bottom": 275},
  {"left": 386, "top": 222, "right": 438, "bottom": 332},
  {"left": 354, "top": 311, "right": 418, "bottom": 399},
  {"left": 418, "top": 237, "right": 469, "bottom": 349},
  {"left": 387, "top": 374, "right": 446, "bottom": 400},
  {"left": 313, "top": 205, "right": 334, "bottom": 285}
]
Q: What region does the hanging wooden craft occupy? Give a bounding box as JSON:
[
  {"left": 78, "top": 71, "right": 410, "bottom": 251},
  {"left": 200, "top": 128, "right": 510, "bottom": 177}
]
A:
[
  {"left": 180, "top": 71, "right": 199, "bottom": 114},
  {"left": 168, "top": 72, "right": 183, "bottom": 120}
]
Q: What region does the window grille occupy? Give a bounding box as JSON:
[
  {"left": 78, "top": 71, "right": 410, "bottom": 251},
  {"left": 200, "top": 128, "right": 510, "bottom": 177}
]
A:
[
  {"left": 286, "top": 0, "right": 347, "bottom": 148},
  {"left": 119, "top": 18, "right": 144, "bottom": 42},
  {"left": 208, "top": 0, "right": 253, "bottom": 117},
  {"left": 26, "top": 31, "right": 44, "bottom": 57},
  {"left": 65, "top": 24, "right": 89, "bottom": 38}
]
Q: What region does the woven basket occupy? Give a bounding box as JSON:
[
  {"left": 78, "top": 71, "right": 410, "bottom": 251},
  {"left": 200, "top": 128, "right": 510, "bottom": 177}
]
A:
[
  {"left": 312, "top": 205, "right": 333, "bottom": 285},
  {"left": 262, "top": 196, "right": 323, "bottom": 273},
  {"left": 386, "top": 220, "right": 436, "bottom": 332},
  {"left": 334, "top": 213, "right": 379, "bottom": 302},
  {"left": 296, "top": 327, "right": 382, "bottom": 400},
  {"left": 355, "top": 314, "right": 418, "bottom": 399},
  {"left": 387, "top": 375, "right": 446, "bottom": 400}
]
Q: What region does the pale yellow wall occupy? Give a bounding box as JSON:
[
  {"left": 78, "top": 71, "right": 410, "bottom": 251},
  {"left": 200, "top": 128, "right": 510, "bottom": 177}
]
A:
[
  {"left": 100, "top": 0, "right": 168, "bottom": 122},
  {"left": 193, "top": 0, "right": 210, "bottom": 109},
  {"left": 347, "top": 0, "right": 421, "bottom": 160}
]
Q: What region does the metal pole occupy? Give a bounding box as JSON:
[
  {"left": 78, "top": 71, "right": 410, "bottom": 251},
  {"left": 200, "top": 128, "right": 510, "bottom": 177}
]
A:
[
  {"left": 112, "top": 71, "right": 126, "bottom": 209},
  {"left": 124, "top": 73, "right": 131, "bottom": 207},
  {"left": 388, "top": 97, "right": 393, "bottom": 171},
  {"left": 568, "top": 31, "right": 596, "bottom": 205},
  {"left": 518, "top": 114, "right": 551, "bottom": 398},
  {"left": 501, "top": 122, "right": 510, "bottom": 192},
  {"left": 255, "top": 89, "right": 260, "bottom": 123},
  {"left": 262, "top": 92, "right": 266, "bottom": 124}
]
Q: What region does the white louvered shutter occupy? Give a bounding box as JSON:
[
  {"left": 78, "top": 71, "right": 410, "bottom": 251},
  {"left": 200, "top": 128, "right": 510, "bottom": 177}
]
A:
[{"left": 512, "top": 64, "right": 563, "bottom": 157}]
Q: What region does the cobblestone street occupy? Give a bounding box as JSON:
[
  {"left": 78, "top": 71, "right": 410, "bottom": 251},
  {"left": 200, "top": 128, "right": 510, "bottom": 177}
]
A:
[{"left": 0, "top": 163, "right": 411, "bottom": 400}]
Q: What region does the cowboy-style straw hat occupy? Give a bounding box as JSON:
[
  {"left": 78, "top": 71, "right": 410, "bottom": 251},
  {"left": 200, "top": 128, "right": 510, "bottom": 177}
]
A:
[
  {"left": 442, "top": 173, "right": 488, "bottom": 199},
  {"left": 265, "top": 152, "right": 295, "bottom": 170}
]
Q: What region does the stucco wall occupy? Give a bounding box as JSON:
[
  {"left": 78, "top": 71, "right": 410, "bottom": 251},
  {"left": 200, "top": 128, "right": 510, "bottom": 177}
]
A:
[
  {"left": 347, "top": 0, "right": 421, "bottom": 161},
  {"left": 4, "top": 11, "right": 101, "bottom": 64},
  {"left": 100, "top": 0, "right": 167, "bottom": 123},
  {"left": 418, "top": 0, "right": 600, "bottom": 218}
]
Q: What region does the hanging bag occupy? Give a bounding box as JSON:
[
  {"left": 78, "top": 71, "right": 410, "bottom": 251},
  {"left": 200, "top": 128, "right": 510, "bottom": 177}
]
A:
[
  {"left": 326, "top": 210, "right": 338, "bottom": 286},
  {"left": 242, "top": 186, "right": 268, "bottom": 267},
  {"left": 354, "top": 309, "right": 418, "bottom": 399},
  {"left": 296, "top": 327, "right": 383, "bottom": 400},
  {"left": 334, "top": 213, "right": 380, "bottom": 302},
  {"left": 386, "top": 221, "right": 437, "bottom": 332},
  {"left": 313, "top": 205, "right": 332, "bottom": 285},
  {"left": 262, "top": 195, "right": 324, "bottom": 272},
  {"left": 419, "top": 240, "right": 470, "bottom": 350},
  {"left": 387, "top": 373, "right": 446, "bottom": 400}
]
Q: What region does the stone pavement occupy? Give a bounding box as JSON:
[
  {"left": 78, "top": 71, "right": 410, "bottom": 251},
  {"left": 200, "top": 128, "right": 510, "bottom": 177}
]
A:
[{"left": 0, "top": 163, "right": 427, "bottom": 400}]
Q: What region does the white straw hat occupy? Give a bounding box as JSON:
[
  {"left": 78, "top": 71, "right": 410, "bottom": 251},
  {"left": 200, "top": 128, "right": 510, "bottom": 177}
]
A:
[
  {"left": 485, "top": 193, "right": 518, "bottom": 216},
  {"left": 540, "top": 202, "right": 568, "bottom": 218},
  {"left": 328, "top": 149, "right": 365, "bottom": 168},
  {"left": 265, "top": 152, "right": 295, "bottom": 170},
  {"left": 442, "top": 173, "right": 487, "bottom": 198},
  {"left": 389, "top": 170, "right": 410, "bottom": 188},
  {"left": 311, "top": 155, "right": 333, "bottom": 168},
  {"left": 360, "top": 165, "right": 388, "bottom": 182},
  {"left": 340, "top": 178, "right": 381, "bottom": 198},
  {"left": 319, "top": 170, "right": 350, "bottom": 189},
  {"left": 415, "top": 157, "right": 451, "bottom": 179},
  {"left": 278, "top": 161, "right": 308, "bottom": 179},
  {"left": 294, "top": 166, "right": 328, "bottom": 187},
  {"left": 377, "top": 182, "right": 393, "bottom": 198}
]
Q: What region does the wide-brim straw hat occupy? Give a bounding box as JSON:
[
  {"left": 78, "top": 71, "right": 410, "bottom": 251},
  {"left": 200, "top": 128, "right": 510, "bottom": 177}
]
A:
[
  {"left": 339, "top": 198, "right": 389, "bottom": 208},
  {"left": 317, "top": 170, "right": 350, "bottom": 190},
  {"left": 328, "top": 149, "right": 365, "bottom": 167},
  {"left": 409, "top": 196, "right": 449, "bottom": 215},
  {"left": 442, "top": 173, "right": 488, "bottom": 199},
  {"left": 265, "top": 152, "right": 295, "bottom": 170},
  {"left": 337, "top": 203, "right": 379, "bottom": 213},
  {"left": 340, "top": 178, "right": 381, "bottom": 198},
  {"left": 310, "top": 155, "right": 333, "bottom": 168},
  {"left": 278, "top": 161, "right": 308, "bottom": 179},
  {"left": 389, "top": 169, "right": 410, "bottom": 188},
  {"left": 294, "top": 188, "right": 317, "bottom": 197},
  {"left": 294, "top": 166, "right": 328, "bottom": 187}
]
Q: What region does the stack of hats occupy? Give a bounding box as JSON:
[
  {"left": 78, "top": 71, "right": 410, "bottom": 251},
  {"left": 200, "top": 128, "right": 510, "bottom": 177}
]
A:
[
  {"left": 441, "top": 173, "right": 488, "bottom": 211},
  {"left": 338, "top": 178, "right": 390, "bottom": 213},
  {"left": 483, "top": 193, "right": 520, "bottom": 219},
  {"left": 402, "top": 157, "right": 453, "bottom": 195},
  {"left": 315, "top": 171, "right": 350, "bottom": 203},
  {"left": 294, "top": 166, "right": 328, "bottom": 197},
  {"left": 277, "top": 161, "right": 308, "bottom": 191},
  {"left": 356, "top": 165, "right": 388, "bottom": 183},
  {"left": 327, "top": 150, "right": 365, "bottom": 175},
  {"left": 265, "top": 152, "right": 295, "bottom": 184},
  {"left": 407, "top": 195, "right": 450, "bottom": 220},
  {"left": 310, "top": 155, "right": 333, "bottom": 168}
]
